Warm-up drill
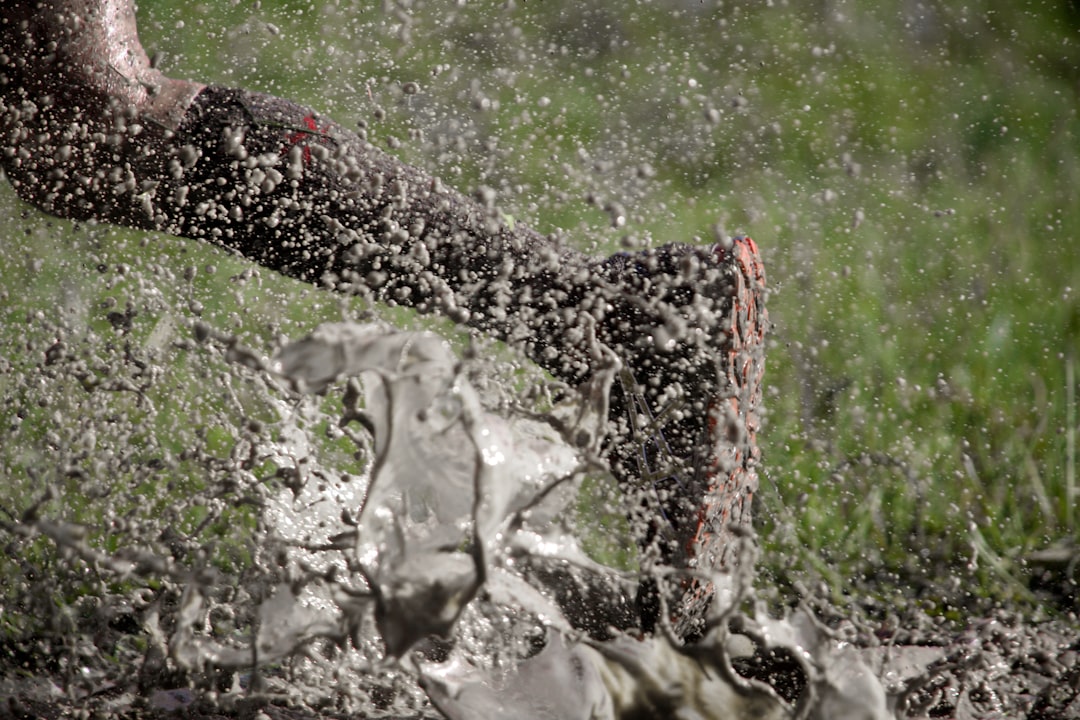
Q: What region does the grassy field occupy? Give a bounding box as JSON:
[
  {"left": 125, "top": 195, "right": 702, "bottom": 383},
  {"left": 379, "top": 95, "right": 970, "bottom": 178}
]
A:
[{"left": 3, "top": 0, "right": 1079, "bottom": 621}]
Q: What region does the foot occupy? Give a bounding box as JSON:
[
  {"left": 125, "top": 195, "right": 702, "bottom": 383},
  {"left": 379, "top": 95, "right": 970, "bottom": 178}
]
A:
[{"left": 594, "top": 237, "right": 767, "bottom": 626}]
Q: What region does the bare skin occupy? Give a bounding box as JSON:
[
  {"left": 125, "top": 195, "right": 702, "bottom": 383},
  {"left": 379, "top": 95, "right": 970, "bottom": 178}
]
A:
[
  {"left": 1, "top": 0, "right": 201, "bottom": 121},
  {"left": 1, "top": 0, "right": 201, "bottom": 172}
]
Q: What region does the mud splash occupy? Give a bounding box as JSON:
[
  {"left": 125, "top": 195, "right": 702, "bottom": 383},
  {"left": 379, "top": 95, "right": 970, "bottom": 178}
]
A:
[
  {"left": 1, "top": 316, "right": 892, "bottom": 718},
  {"left": 242, "top": 321, "right": 895, "bottom": 718}
]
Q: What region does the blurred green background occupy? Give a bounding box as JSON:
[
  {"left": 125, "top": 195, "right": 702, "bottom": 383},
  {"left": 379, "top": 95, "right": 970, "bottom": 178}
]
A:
[{"left": 3, "top": 0, "right": 1078, "bottom": 618}]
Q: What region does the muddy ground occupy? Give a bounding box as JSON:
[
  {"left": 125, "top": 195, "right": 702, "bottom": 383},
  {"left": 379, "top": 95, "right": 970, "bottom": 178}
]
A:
[{"left": 3, "top": 592, "right": 1078, "bottom": 719}]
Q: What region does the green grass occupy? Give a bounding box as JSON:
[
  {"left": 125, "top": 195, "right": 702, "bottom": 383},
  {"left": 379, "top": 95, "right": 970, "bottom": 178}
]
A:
[{"left": 3, "top": 0, "right": 1079, "bottom": 620}]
